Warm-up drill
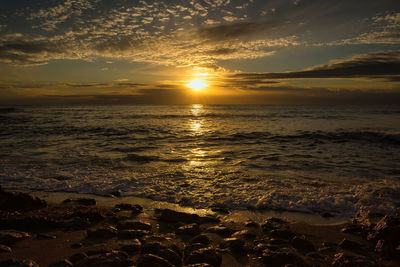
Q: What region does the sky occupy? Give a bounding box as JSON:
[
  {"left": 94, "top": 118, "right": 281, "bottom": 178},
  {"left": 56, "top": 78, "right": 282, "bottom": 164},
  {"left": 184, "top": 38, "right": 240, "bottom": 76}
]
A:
[{"left": 0, "top": 0, "right": 399, "bottom": 105}]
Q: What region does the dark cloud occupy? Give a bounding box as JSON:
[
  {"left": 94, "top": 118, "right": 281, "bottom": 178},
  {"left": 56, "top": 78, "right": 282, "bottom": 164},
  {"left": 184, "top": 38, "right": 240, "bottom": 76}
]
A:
[
  {"left": 229, "top": 50, "right": 400, "bottom": 81},
  {"left": 198, "top": 22, "right": 261, "bottom": 41}
]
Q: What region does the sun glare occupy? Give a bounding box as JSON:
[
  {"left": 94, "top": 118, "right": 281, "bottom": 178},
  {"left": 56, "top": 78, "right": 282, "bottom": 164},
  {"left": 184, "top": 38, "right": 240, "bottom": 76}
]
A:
[{"left": 186, "top": 80, "right": 208, "bottom": 91}]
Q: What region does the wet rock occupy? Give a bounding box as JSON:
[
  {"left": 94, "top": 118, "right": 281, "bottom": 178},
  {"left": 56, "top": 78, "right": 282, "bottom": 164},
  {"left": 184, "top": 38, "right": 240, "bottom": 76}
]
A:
[
  {"left": 261, "top": 217, "right": 288, "bottom": 232},
  {"left": 184, "top": 243, "right": 210, "bottom": 259},
  {"left": 48, "top": 259, "right": 74, "bottom": 267},
  {"left": 114, "top": 203, "right": 143, "bottom": 214},
  {"left": 62, "top": 198, "right": 72, "bottom": 204},
  {"left": 352, "top": 208, "right": 385, "bottom": 230},
  {"left": 291, "top": 236, "right": 315, "bottom": 252},
  {"left": 118, "top": 229, "right": 149, "bottom": 239},
  {"left": 155, "top": 209, "right": 219, "bottom": 224},
  {"left": 0, "top": 188, "right": 47, "bottom": 212},
  {"left": 332, "top": 252, "right": 376, "bottom": 267},
  {"left": 0, "top": 244, "right": 11, "bottom": 253},
  {"left": 220, "top": 237, "right": 245, "bottom": 251},
  {"left": 270, "top": 229, "right": 296, "bottom": 240},
  {"left": 269, "top": 238, "right": 289, "bottom": 246},
  {"left": 176, "top": 223, "right": 200, "bottom": 236},
  {"left": 186, "top": 264, "right": 212, "bottom": 267},
  {"left": 37, "top": 233, "right": 56, "bottom": 240},
  {"left": 232, "top": 229, "right": 258, "bottom": 239},
  {"left": 306, "top": 251, "right": 327, "bottom": 260},
  {"left": 70, "top": 208, "right": 108, "bottom": 223},
  {"left": 190, "top": 234, "right": 211, "bottom": 245},
  {"left": 252, "top": 243, "right": 270, "bottom": 255},
  {"left": 338, "top": 238, "right": 363, "bottom": 251},
  {"left": 245, "top": 221, "right": 260, "bottom": 228},
  {"left": 117, "top": 220, "right": 152, "bottom": 231},
  {"left": 75, "top": 198, "right": 96, "bottom": 206},
  {"left": 204, "top": 225, "right": 233, "bottom": 237},
  {"left": 75, "top": 250, "right": 133, "bottom": 267},
  {"left": 87, "top": 226, "right": 118, "bottom": 239},
  {"left": 86, "top": 248, "right": 113, "bottom": 256},
  {"left": 341, "top": 223, "right": 363, "bottom": 235},
  {"left": 137, "top": 254, "right": 173, "bottom": 267},
  {"left": 107, "top": 190, "right": 122, "bottom": 198},
  {"left": 211, "top": 207, "right": 229, "bottom": 214},
  {"left": 186, "top": 247, "right": 222, "bottom": 267},
  {"left": 64, "top": 217, "right": 91, "bottom": 229},
  {"left": 69, "top": 252, "right": 88, "bottom": 264},
  {"left": 262, "top": 249, "right": 303, "bottom": 266},
  {"left": 70, "top": 242, "right": 83, "bottom": 248},
  {"left": 0, "top": 258, "right": 39, "bottom": 267},
  {"left": 0, "top": 230, "right": 30, "bottom": 245},
  {"left": 141, "top": 242, "right": 182, "bottom": 266},
  {"left": 120, "top": 238, "right": 141, "bottom": 253}
]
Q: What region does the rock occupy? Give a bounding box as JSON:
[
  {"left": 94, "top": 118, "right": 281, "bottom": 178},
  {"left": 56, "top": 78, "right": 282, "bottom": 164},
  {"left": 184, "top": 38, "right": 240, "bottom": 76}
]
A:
[
  {"left": 118, "top": 229, "right": 149, "bottom": 239},
  {"left": 232, "top": 229, "right": 258, "bottom": 239},
  {"left": 75, "top": 198, "right": 96, "bottom": 206},
  {"left": 341, "top": 223, "right": 363, "bottom": 235},
  {"left": 70, "top": 242, "right": 83, "bottom": 248},
  {"left": 108, "top": 190, "right": 122, "bottom": 198},
  {"left": 186, "top": 264, "right": 212, "bottom": 267},
  {"left": 306, "top": 252, "right": 327, "bottom": 260},
  {"left": 75, "top": 250, "right": 133, "bottom": 267},
  {"left": 270, "top": 229, "right": 296, "bottom": 240},
  {"left": 184, "top": 243, "right": 210, "bottom": 259},
  {"left": 62, "top": 198, "right": 72, "bottom": 204},
  {"left": 261, "top": 217, "right": 288, "bottom": 232},
  {"left": 211, "top": 207, "right": 229, "bottom": 214},
  {"left": 186, "top": 247, "right": 222, "bottom": 267},
  {"left": 70, "top": 208, "right": 108, "bottom": 223},
  {"left": 0, "top": 216, "right": 61, "bottom": 231},
  {"left": 37, "top": 233, "right": 56, "bottom": 239},
  {"left": 291, "top": 236, "right": 315, "bottom": 252},
  {"left": 87, "top": 226, "right": 118, "bottom": 239},
  {"left": 64, "top": 217, "right": 91, "bottom": 229},
  {"left": 0, "top": 188, "right": 47, "bottom": 212},
  {"left": 114, "top": 203, "right": 143, "bottom": 214},
  {"left": 204, "top": 225, "right": 234, "bottom": 237},
  {"left": 137, "top": 254, "right": 173, "bottom": 267},
  {"left": 120, "top": 238, "right": 141, "bottom": 253},
  {"left": 338, "top": 239, "right": 363, "bottom": 251},
  {"left": 176, "top": 223, "right": 201, "bottom": 236},
  {"left": 141, "top": 242, "right": 182, "bottom": 266},
  {"left": 269, "top": 238, "right": 289, "bottom": 246},
  {"left": 86, "top": 249, "right": 113, "bottom": 256},
  {"left": 332, "top": 252, "right": 376, "bottom": 267},
  {"left": 220, "top": 238, "right": 245, "bottom": 251},
  {"left": 155, "top": 209, "right": 219, "bottom": 224},
  {"left": 0, "top": 244, "right": 11, "bottom": 253},
  {"left": 0, "top": 230, "right": 30, "bottom": 245},
  {"left": 190, "top": 234, "right": 211, "bottom": 245},
  {"left": 352, "top": 208, "right": 385, "bottom": 230},
  {"left": 117, "top": 220, "right": 152, "bottom": 231},
  {"left": 245, "top": 221, "right": 260, "bottom": 228},
  {"left": 262, "top": 249, "right": 303, "bottom": 266},
  {"left": 0, "top": 258, "right": 39, "bottom": 267},
  {"left": 69, "top": 252, "right": 88, "bottom": 264},
  {"left": 48, "top": 259, "right": 74, "bottom": 267}
]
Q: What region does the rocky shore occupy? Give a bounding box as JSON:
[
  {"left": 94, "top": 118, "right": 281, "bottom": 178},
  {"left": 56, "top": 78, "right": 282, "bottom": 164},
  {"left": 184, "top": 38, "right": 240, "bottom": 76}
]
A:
[{"left": 0, "top": 187, "right": 399, "bottom": 267}]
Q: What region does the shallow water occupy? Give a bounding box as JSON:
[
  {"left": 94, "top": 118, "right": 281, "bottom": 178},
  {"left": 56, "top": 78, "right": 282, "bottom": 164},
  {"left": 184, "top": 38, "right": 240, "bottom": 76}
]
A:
[{"left": 1, "top": 105, "right": 400, "bottom": 216}]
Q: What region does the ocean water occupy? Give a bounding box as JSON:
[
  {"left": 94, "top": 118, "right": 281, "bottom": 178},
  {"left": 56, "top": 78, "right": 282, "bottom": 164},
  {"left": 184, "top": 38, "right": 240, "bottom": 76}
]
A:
[{"left": 1, "top": 104, "right": 400, "bottom": 216}]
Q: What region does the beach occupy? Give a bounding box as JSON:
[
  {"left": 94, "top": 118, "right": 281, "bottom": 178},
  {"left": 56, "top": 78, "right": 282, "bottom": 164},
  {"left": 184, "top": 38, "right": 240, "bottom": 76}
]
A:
[{"left": 0, "top": 188, "right": 399, "bottom": 266}]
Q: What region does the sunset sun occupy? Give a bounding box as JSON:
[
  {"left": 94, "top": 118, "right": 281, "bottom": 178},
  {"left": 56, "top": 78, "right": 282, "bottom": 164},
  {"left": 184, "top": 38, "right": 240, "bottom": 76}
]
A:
[{"left": 186, "top": 80, "right": 208, "bottom": 91}]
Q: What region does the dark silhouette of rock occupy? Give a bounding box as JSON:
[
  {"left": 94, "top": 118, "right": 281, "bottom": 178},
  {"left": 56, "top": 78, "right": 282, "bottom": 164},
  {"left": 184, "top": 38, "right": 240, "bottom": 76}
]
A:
[
  {"left": 232, "top": 229, "right": 258, "bottom": 239},
  {"left": 204, "top": 225, "right": 234, "bottom": 237},
  {"left": 220, "top": 237, "right": 245, "bottom": 251},
  {"left": 75, "top": 251, "right": 133, "bottom": 267},
  {"left": 262, "top": 249, "right": 303, "bottom": 266},
  {"left": 0, "top": 258, "right": 39, "bottom": 267},
  {"left": 270, "top": 229, "right": 296, "bottom": 240},
  {"left": 69, "top": 252, "right": 88, "bottom": 264},
  {"left": 118, "top": 229, "right": 149, "bottom": 239},
  {"left": 70, "top": 242, "right": 83, "bottom": 248},
  {"left": 338, "top": 238, "right": 363, "bottom": 251},
  {"left": 137, "top": 254, "right": 173, "bottom": 267},
  {"left": 0, "top": 187, "right": 47, "bottom": 212},
  {"left": 245, "top": 221, "right": 260, "bottom": 228},
  {"left": 141, "top": 242, "right": 182, "bottom": 266},
  {"left": 176, "top": 223, "right": 201, "bottom": 236},
  {"left": 186, "top": 247, "right": 222, "bottom": 267},
  {"left": 211, "top": 207, "right": 229, "bottom": 214},
  {"left": 189, "top": 234, "right": 211, "bottom": 245},
  {"left": 261, "top": 217, "right": 288, "bottom": 232},
  {"left": 75, "top": 198, "right": 96, "bottom": 206},
  {"left": 332, "top": 252, "right": 376, "bottom": 266},
  {"left": 120, "top": 238, "right": 141, "bottom": 253},
  {"left": 48, "top": 259, "right": 73, "bottom": 267},
  {"left": 0, "top": 216, "right": 62, "bottom": 231},
  {"left": 114, "top": 203, "right": 143, "bottom": 215},
  {"left": 291, "top": 236, "right": 315, "bottom": 252},
  {"left": 117, "top": 220, "right": 152, "bottom": 231},
  {"left": 0, "top": 230, "right": 30, "bottom": 245},
  {"left": 64, "top": 217, "right": 91, "bottom": 229},
  {"left": 87, "top": 226, "right": 118, "bottom": 239},
  {"left": 0, "top": 244, "right": 11, "bottom": 253},
  {"left": 155, "top": 209, "right": 219, "bottom": 224}
]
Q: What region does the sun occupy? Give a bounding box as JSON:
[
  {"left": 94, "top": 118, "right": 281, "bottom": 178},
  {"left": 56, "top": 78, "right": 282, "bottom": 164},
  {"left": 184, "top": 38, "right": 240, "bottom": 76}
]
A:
[{"left": 186, "top": 80, "right": 208, "bottom": 91}]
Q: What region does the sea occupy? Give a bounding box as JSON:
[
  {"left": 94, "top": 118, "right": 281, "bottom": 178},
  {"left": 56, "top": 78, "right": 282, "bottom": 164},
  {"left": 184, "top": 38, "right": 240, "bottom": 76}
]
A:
[{"left": 1, "top": 104, "right": 400, "bottom": 217}]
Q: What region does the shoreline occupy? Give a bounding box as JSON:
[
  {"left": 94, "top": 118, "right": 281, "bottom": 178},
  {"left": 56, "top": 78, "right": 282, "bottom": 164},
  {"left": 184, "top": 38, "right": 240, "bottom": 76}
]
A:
[{"left": 0, "top": 188, "right": 399, "bottom": 266}]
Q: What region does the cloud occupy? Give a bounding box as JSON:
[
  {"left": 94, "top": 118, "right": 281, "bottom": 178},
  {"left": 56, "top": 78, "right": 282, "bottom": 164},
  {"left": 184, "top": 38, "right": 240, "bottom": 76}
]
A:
[
  {"left": 198, "top": 22, "right": 261, "bottom": 41},
  {"left": 228, "top": 50, "right": 400, "bottom": 82}
]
